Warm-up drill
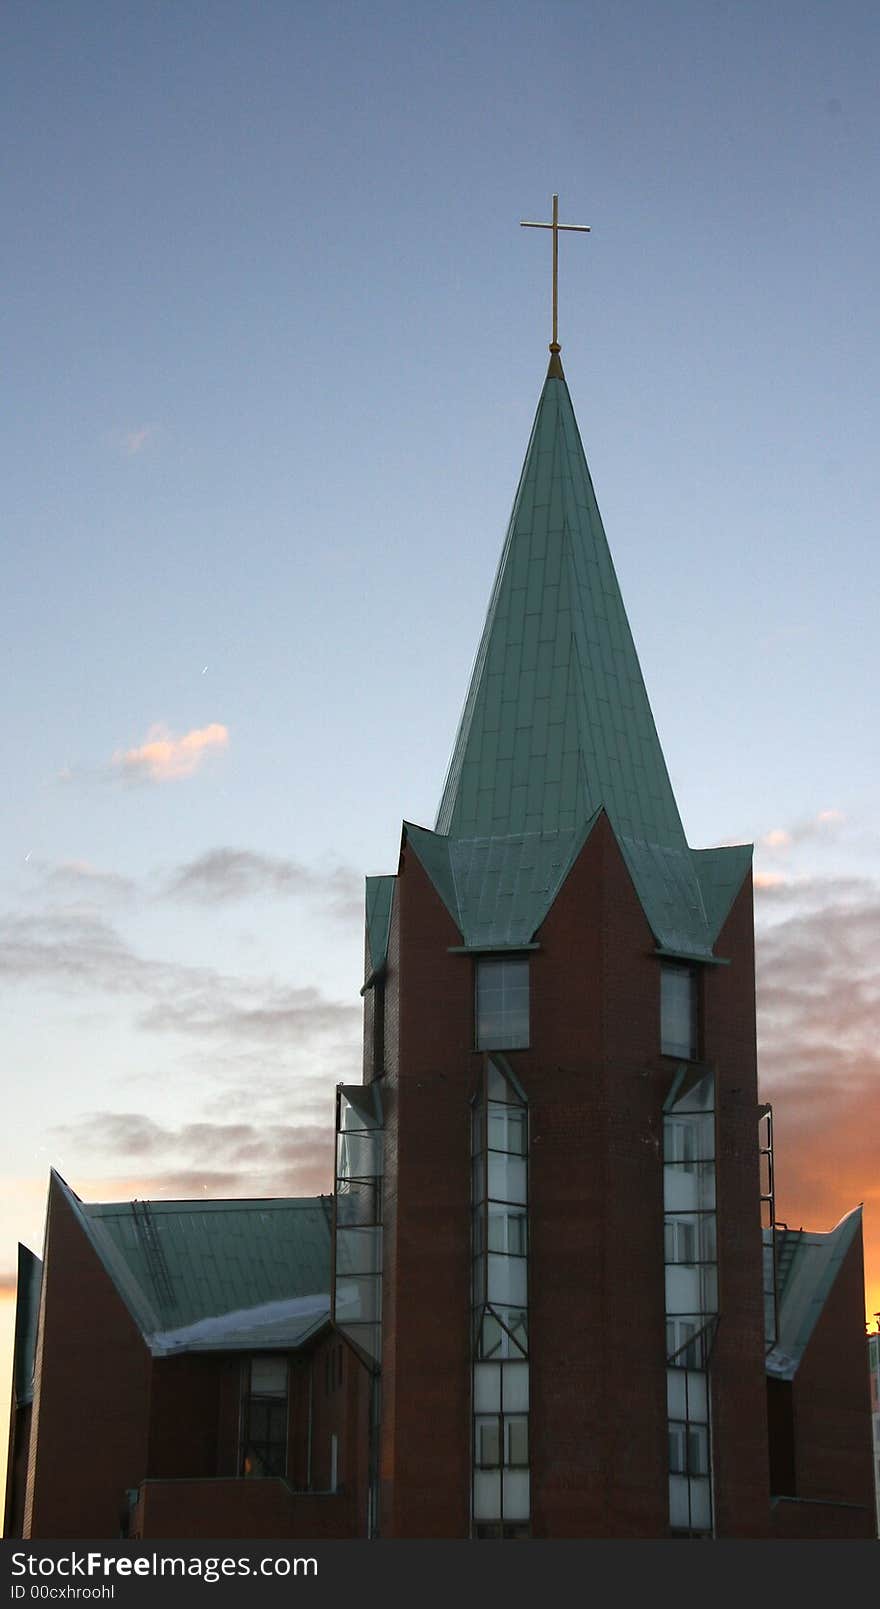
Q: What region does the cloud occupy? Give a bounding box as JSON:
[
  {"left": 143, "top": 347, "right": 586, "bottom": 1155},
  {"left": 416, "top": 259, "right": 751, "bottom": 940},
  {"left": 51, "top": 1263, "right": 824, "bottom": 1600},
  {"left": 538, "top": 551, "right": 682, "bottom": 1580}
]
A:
[
  {"left": 22, "top": 847, "right": 362, "bottom": 922},
  {"left": 0, "top": 907, "right": 357, "bottom": 1050},
  {"left": 754, "top": 872, "right": 880, "bottom": 1316},
  {"left": 114, "top": 723, "right": 229, "bottom": 783},
  {"left": 120, "top": 424, "right": 158, "bottom": 457},
  {"left": 53, "top": 1113, "right": 334, "bottom": 1199},
  {"left": 0, "top": 1270, "right": 16, "bottom": 1295},
  {"left": 35, "top": 861, "right": 137, "bottom": 907},
  {"left": 759, "top": 809, "right": 846, "bottom": 857},
  {"left": 163, "top": 847, "right": 360, "bottom": 916},
  {"left": 137, "top": 985, "right": 357, "bottom": 1045}
]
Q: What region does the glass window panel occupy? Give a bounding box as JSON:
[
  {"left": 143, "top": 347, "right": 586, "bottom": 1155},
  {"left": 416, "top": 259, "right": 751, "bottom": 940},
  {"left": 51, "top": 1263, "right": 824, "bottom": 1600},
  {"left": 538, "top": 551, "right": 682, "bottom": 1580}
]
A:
[
  {"left": 472, "top": 1156, "right": 486, "bottom": 1204},
  {"left": 672, "top": 1071, "right": 715, "bottom": 1114},
  {"left": 501, "top": 1361, "right": 529, "bottom": 1412},
  {"left": 335, "top": 1227, "right": 382, "bottom": 1275},
  {"left": 665, "top": 1263, "right": 703, "bottom": 1316},
  {"left": 478, "top": 1311, "right": 504, "bottom": 1359},
  {"left": 248, "top": 1403, "right": 270, "bottom": 1439},
  {"left": 337, "top": 1131, "right": 382, "bottom": 1180},
  {"left": 476, "top": 959, "right": 529, "bottom": 1050},
  {"left": 687, "top": 1425, "right": 709, "bottom": 1476},
  {"left": 667, "top": 1369, "right": 686, "bottom": 1419},
  {"left": 471, "top": 1106, "right": 484, "bottom": 1157},
  {"left": 472, "top": 1255, "right": 486, "bottom": 1305},
  {"left": 338, "top": 1093, "right": 380, "bottom": 1132},
  {"left": 502, "top": 1470, "right": 530, "bottom": 1522},
  {"left": 335, "top": 1181, "right": 380, "bottom": 1226},
  {"left": 664, "top": 1115, "right": 714, "bottom": 1166},
  {"left": 488, "top": 1153, "right": 527, "bottom": 1205},
  {"left": 702, "top": 1215, "right": 717, "bottom": 1262},
  {"left": 664, "top": 1162, "right": 716, "bottom": 1213},
  {"left": 250, "top": 1357, "right": 287, "bottom": 1395},
  {"left": 473, "top": 1470, "right": 501, "bottom": 1522},
  {"left": 668, "top": 1422, "right": 687, "bottom": 1474},
  {"left": 668, "top": 1474, "right": 690, "bottom": 1529},
  {"left": 488, "top": 1207, "right": 527, "bottom": 1255},
  {"left": 689, "top": 1476, "right": 712, "bottom": 1530},
  {"left": 473, "top": 1363, "right": 501, "bottom": 1413},
  {"left": 488, "top": 1253, "right": 528, "bottom": 1306},
  {"left": 488, "top": 1104, "right": 527, "bottom": 1155},
  {"left": 685, "top": 1370, "right": 708, "bottom": 1421},
  {"left": 667, "top": 1318, "right": 703, "bottom": 1369},
  {"left": 335, "top": 1275, "right": 380, "bottom": 1323},
  {"left": 661, "top": 965, "right": 696, "bottom": 1058},
  {"left": 475, "top": 1417, "right": 501, "bottom": 1467},
  {"left": 494, "top": 1306, "right": 528, "bottom": 1356},
  {"left": 702, "top": 1266, "right": 718, "bottom": 1313},
  {"left": 487, "top": 1059, "right": 522, "bottom": 1103},
  {"left": 505, "top": 1416, "right": 529, "bottom": 1466}
]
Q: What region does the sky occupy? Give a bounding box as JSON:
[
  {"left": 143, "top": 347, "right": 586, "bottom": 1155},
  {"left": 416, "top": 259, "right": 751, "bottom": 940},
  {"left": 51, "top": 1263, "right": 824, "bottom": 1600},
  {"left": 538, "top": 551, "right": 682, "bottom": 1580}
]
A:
[{"left": 2, "top": 0, "right": 879, "bottom": 1504}]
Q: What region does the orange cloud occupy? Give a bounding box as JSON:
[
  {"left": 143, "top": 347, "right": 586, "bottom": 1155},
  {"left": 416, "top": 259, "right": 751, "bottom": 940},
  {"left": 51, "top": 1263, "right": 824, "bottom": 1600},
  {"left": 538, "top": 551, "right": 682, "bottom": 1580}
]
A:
[
  {"left": 754, "top": 871, "right": 786, "bottom": 889},
  {"left": 764, "top": 1068, "right": 880, "bottom": 1325},
  {"left": 115, "top": 723, "right": 229, "bottom": 783},
  {"left": 756, "top": 874, "right": 880, "bottom": 1324}
]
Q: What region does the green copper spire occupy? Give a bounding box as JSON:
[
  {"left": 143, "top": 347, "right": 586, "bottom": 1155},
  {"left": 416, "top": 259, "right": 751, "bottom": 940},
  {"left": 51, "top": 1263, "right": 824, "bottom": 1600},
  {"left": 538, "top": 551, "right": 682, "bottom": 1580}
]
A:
[{"left": 436, "top": 366, "right": 688, "bottom": 850}]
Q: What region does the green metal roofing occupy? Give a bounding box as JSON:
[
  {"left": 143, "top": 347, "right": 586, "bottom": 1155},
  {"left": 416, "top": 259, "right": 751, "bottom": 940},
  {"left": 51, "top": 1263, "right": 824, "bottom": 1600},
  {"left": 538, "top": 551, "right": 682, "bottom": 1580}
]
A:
[
  {"left": 11, "top": 1244, "right": 42, "bottom": 1406},
  {"left": 54, "top": 1173, "right": 332, "bottom": 1356},
  {"left": 420, "top": 360, "right": 752, "bottom": 960},
  {"left": 766, "top": 1207, "right": 863, "bottom": 1380},
  {"left": 436, "top": 366, "right": 687, "bottom": 849},
  {"left": 365, "top": 874, "right": 395, "bottom": 971},
  {"left": 692, "top": 845, "right": 754, "bottom": 945},
  {"left": 405, "top": 817, "right": 597, "bottom": 949}
]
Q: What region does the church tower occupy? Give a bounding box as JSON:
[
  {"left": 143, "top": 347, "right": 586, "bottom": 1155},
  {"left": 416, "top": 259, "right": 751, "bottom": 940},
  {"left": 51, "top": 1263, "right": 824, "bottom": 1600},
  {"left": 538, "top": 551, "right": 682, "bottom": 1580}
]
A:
[
  {"left": 333, "top": 201, "right": 775, "bottom": 1538},
  {"left": 5, "top": 203, "right": 873, "bottom": 1545}
]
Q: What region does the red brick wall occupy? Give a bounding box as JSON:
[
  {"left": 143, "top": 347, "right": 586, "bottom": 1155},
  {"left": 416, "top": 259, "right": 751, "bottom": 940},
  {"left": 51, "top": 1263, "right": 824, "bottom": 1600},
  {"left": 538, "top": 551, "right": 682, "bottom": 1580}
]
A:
[
  {"left": 378, "top": 815, "right": 772, "bottom": 1537},
  {"left": 379, "top": 843, "right": 470, "bottom": 1537},
  {"left": 133, "top": 1478, "right": 357, "bottom": 1539},
  {"left": 24, "top": 1178, "right": 152, "bottom": 1538},
  {"left": 705, "top": 874, "right": 772, "bottom": 1537},
  {"left": 770, "top": 1230, "right": 875, "bottom": 1537},
  {"left": 134, "top": 1333, "right": 371, "bottom": 1538}
]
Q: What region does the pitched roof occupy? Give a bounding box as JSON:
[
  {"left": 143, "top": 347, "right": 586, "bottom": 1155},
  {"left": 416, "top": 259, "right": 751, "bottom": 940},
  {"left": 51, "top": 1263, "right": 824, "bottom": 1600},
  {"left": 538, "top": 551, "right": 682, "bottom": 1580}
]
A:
[
  {"left": 365, "top": 874, "right": 395, "bottom": 971},
  {"left": 422, "top": 360, "right": 752, "bottom": 960},
  {"left": 53, "top": 1172, "right": 332, "bottom": 1356},
  {"left": 405, "top": 817, "right": 597, "bottom": 949},
  {"left": 11, "top": 1244, "right": 42, "bottom": 1407},
  {"left": 436, "top": 364, "right": 688, "bottom": 849},
  {"left": 766, "top": 1207, "right": 863, "bottom": 1380}
]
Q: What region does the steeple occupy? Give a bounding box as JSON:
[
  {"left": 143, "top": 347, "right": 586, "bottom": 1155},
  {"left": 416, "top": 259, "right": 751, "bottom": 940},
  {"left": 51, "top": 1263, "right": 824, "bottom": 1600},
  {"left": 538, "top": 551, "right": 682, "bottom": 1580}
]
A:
[
  {"left": 428, "top": 360, "right": 753, "bottom": 962},
  {"left": 435, "top": 366, "right": 687, "bottom": 851}
]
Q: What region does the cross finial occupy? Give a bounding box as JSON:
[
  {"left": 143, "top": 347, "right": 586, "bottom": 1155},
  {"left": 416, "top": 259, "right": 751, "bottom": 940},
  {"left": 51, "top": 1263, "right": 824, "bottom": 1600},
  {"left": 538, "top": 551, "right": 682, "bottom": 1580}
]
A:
[{"left": 520, "top": 194, "right": 590, "bottom": 363}]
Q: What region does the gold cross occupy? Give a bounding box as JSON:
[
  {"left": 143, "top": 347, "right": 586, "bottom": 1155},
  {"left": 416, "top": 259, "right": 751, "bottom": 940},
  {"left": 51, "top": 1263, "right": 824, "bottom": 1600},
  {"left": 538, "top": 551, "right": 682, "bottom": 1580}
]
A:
[{"left": 520, "top": 194, "right": 590, "bottom": 352}]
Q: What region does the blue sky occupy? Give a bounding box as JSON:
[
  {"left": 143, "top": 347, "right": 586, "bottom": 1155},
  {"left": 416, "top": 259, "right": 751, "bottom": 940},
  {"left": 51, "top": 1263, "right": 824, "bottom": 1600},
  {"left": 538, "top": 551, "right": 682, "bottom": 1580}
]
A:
[{"left": 2, "top": 0, "right": 879, "bottom": 1491}]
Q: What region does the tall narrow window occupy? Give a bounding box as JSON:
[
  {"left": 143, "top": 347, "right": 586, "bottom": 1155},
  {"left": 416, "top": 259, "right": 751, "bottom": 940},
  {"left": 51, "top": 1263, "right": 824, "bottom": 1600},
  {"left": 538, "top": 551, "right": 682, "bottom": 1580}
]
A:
[
  {"left": 471, "top": 1056, "right": 530, "bottom": 1538},
  {"left": 663, "top": 1070, "right": 717, "bottom": 1536},
  {"left": 661, "top": 964, "right": 698, "bottom": 1059},
  {"left": 241, "top": 1356, "right": 288, "bottom": 1477},
  {"left": 475, "top": 957, "right": 529, "bottom": 1050}
]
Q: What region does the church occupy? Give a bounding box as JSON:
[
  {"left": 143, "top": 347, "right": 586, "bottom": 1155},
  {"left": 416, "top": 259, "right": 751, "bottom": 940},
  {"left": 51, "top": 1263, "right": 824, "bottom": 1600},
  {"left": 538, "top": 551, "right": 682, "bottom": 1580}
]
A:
[{"left": 5, "top": 205, "right": 875, "bottom": 1540}]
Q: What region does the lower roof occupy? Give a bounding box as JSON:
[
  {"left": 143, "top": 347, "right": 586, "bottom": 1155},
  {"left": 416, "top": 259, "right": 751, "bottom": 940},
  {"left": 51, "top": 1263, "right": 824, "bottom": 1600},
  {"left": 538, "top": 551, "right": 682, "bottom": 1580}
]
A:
[
  {"left": 53, "top": 1172, "right": 333, "bottom": 1357},
  {"left": 766, "top": 1207, "right": 863, "bottom": 1380}
]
